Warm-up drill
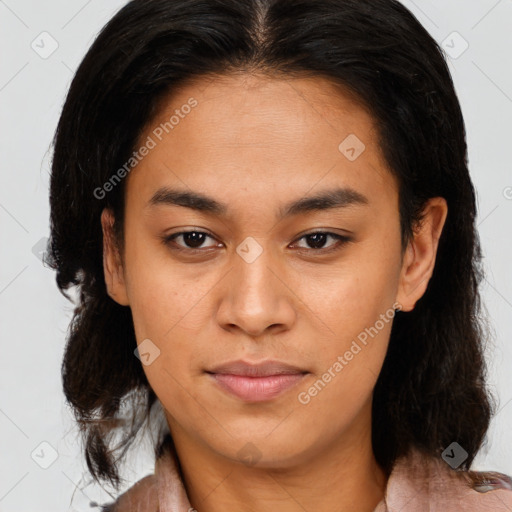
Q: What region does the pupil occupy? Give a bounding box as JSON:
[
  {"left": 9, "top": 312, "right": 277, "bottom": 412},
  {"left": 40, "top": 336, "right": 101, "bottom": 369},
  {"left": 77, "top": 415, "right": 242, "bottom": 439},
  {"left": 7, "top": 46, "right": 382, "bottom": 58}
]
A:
[
  {"left": 307, "top": 233, "right": 327, "bottom": 249},
  {"left": 184, "top": 232, "right": 205, "bottom": 248}
]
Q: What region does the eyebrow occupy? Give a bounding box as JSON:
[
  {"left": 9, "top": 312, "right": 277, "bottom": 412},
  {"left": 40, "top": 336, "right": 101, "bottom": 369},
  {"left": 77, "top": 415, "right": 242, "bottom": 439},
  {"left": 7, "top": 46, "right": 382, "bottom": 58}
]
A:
[{"left": 147, "top": 186, "right": 369, "bottom": 219}]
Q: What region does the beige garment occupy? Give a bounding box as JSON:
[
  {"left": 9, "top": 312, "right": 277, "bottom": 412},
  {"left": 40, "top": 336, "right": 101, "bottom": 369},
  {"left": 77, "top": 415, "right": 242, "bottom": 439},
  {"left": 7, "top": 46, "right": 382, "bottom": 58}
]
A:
[{"left": 105, "top": 436, "right": 512, "bottom": 512}]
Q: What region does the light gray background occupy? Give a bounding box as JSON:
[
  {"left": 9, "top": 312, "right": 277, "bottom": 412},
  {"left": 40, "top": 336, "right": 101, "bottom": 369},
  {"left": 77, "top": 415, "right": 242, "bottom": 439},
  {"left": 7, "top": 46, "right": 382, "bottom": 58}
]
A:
[{"left": 1, "top": 0, "right": 511, "bottom": 510}]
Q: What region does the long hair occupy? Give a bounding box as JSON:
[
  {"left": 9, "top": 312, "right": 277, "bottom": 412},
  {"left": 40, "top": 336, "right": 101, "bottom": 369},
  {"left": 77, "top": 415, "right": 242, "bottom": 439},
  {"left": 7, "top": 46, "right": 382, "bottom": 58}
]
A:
[{"left": 47, "top": 0, "right": 493, "bottom": 489}]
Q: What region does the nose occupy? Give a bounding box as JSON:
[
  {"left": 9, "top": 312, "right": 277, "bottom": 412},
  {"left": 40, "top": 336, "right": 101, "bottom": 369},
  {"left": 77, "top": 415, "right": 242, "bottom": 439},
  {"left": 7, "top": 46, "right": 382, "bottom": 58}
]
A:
[{"left": 215, "top": 241, "right": 297, "bottom": 338}]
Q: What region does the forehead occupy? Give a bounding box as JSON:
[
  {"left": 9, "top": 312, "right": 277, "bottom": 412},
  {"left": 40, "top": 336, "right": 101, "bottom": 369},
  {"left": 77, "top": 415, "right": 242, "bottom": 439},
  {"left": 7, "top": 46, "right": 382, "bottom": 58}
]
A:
[
  {"left": 126, "top": 72, "right": 397, "bottom": 216},
  {"left": 153, "top": 72, "right": 379, "bottom": 146}
]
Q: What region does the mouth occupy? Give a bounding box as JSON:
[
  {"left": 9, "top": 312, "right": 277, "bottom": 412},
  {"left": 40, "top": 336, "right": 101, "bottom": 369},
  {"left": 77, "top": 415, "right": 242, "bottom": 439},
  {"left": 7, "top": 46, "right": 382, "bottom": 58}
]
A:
[{"left": 205, "top": 360, "right": 309, "bottom": 402}]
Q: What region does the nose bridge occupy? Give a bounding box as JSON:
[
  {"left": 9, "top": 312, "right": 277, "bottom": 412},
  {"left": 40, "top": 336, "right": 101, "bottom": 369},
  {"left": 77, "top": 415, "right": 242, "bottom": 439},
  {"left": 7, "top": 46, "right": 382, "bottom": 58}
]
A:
[{"left": 216, "top": 236, "right": 295, "bottom": 336}]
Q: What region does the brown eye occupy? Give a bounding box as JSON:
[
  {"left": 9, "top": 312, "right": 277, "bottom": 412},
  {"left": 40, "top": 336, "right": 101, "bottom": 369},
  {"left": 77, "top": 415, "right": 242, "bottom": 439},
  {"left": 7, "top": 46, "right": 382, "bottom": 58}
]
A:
[
  {"left": 164, "top": 231, "right": 219, "bottom": 251},
  {"left": 292, "top": 232, "right": 351, "bottom": 252}
]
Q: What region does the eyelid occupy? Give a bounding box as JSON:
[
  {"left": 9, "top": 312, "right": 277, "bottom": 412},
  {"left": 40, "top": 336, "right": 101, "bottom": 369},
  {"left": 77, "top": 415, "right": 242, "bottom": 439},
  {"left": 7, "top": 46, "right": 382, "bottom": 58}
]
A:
[
  {"left": 163, "top": 229, "right": 219, "bottom": 251},
  {"left": 162, "top": 228, "right": 352, "bottom": 254},
  {"left": 290, "top": 231, "right": 352, "bottom": 253}
]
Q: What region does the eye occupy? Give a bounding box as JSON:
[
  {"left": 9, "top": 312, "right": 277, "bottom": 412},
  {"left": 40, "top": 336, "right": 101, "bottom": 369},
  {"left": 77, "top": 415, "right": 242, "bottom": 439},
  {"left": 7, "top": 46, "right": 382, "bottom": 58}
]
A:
[
  {"left": 162, "top": 230, "right": 351, "bottom": 255},
  {"left": 291, "top": 232, "right": 351, "bottom": 253},
  {"left": 163, "top": 230, "right": 220, "bottom": 251}
]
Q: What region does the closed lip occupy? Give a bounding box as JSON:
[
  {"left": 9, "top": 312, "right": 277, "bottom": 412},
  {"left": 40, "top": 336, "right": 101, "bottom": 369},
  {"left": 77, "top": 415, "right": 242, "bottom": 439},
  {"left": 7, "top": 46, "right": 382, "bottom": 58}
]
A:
[{"left": 206, "top": 359, "right": 308, "bottom": 377}]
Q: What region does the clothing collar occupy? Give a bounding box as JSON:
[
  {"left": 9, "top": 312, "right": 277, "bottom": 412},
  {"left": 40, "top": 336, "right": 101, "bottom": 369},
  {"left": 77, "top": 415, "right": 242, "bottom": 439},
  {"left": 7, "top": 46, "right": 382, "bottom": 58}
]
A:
[{"left": 110, "top": 434, "right": 512, "bottom": 511}]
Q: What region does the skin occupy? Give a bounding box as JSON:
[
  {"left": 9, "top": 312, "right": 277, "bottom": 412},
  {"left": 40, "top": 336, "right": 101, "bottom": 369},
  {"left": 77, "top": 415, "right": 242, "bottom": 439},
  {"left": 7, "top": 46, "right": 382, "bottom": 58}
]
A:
[{"left": 101, "top": 72, "right": 448, "bottom": 512}]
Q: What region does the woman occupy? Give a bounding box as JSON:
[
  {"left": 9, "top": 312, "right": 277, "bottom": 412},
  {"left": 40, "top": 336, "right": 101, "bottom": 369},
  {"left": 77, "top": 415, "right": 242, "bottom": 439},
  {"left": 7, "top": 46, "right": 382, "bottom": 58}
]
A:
[{"left": 47, "top": 0, "right": 512, "bottom": 510}]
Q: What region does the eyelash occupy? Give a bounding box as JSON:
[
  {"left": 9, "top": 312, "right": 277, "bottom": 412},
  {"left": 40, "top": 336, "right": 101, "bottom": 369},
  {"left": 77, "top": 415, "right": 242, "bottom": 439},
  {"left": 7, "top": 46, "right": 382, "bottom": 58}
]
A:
[{"left": 161, "top": 230, "right": 352, "bottom": 255}]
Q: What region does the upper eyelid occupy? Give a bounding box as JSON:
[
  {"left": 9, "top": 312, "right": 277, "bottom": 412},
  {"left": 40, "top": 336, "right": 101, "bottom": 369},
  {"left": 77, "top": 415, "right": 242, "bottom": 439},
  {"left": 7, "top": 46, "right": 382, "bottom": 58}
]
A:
[{"left": 166, "top": 230, "right": 349, "bottom": 248}]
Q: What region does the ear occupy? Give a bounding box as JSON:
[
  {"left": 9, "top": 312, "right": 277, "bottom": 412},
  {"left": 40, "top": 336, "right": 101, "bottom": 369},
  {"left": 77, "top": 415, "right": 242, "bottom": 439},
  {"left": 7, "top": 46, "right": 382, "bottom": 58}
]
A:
[
  {"left": 395, "top": 197, "right": 448, "bottom": 312},
  {"left": 101, "top": 208, "right": 130, "bottom": 306}
]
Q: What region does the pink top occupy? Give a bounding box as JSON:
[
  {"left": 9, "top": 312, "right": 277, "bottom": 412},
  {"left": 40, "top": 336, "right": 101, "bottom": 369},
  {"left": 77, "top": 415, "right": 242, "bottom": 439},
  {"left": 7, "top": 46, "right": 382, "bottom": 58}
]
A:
[{"left": 103, "top": 437, "right": 512, "bottom": 511}]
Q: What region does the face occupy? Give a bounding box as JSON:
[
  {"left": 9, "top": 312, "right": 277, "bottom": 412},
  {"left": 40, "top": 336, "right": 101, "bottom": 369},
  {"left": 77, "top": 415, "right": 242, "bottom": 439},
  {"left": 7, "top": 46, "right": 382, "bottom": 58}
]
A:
[{"left": 102, "top": 72, "right": 447, "bottom": 469}]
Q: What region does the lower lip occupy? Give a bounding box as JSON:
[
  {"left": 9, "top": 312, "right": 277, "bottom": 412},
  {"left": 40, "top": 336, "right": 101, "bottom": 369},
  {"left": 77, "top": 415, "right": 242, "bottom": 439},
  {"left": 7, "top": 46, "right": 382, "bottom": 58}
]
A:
[{"left": 209, "top": 373, "right": 307, "bottom": 402}]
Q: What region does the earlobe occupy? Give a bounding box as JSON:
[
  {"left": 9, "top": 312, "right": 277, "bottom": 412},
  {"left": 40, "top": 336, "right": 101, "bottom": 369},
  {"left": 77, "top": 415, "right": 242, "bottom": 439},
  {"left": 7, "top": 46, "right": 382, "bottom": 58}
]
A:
[
  {"left": 395, "top": 197, "right": 448, "bottom": 312},
  {"left": 101, "top": 208, "right": 130, "bottom": 306}
]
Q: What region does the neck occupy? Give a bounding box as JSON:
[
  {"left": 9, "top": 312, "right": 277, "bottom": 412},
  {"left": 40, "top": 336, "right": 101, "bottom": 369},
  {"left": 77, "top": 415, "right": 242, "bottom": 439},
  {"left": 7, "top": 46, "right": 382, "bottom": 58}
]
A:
[{"left": 166, "top": 408, "right": 388, "bottom": 512}]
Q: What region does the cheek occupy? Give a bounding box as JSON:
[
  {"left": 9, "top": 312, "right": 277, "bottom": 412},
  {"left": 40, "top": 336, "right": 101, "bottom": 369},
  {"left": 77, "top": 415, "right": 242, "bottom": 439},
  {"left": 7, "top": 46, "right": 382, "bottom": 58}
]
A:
[
  {"left": 292, "top": 244, "right": 400, "bottom": 403},
  {"left": 296, "top": 252, "right": 400, "bottom": 341},
  {"left": 120, "top": 238, "right": 214, "bottom": 398},
  {"left": 295, "top": 272, "right": 396, "bottom": 428},
  {"left": 123, "top": 230, "right": 216, "bottom": 339}
]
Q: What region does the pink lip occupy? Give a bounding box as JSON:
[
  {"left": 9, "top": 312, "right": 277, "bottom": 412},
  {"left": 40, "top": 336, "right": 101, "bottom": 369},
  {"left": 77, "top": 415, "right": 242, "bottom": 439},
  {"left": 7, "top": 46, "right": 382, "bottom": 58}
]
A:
[{"left": 206, "top": 360, "right": 308, "bottom": 402}]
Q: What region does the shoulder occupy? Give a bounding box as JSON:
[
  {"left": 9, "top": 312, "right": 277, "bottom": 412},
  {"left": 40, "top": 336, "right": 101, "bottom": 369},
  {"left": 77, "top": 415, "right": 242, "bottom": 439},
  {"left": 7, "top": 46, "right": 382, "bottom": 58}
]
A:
[
  {"left": 99, "top": 474, "right": 159, "bottom": 512},
  {"left": 383, "top": 448, "right": 512, "bottom": 511},
  {"left": 99, "top": 433, "right": 191, "bottom": 512}
]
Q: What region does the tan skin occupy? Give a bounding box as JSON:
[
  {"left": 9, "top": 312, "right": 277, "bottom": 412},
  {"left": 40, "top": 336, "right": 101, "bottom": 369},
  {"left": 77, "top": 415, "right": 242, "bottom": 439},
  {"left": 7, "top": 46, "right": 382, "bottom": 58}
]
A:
[{"left": 101, "top": 73, "right": 447, "bottom": 512}]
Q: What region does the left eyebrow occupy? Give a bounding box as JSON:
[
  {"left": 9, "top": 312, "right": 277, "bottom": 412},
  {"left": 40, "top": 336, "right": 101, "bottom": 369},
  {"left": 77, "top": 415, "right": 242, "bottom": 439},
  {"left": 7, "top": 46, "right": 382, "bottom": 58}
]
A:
[
  {"left": 146, "top": 186, "right": 369, "bottom": 219},
  {"left": 278, "top": 187, "right": 369, "bottom": 218}
]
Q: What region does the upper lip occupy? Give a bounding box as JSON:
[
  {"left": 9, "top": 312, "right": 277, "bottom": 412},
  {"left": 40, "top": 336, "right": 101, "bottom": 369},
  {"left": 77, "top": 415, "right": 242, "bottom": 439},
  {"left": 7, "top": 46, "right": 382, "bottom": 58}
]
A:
[{"left": 207, "top": 359, "right": 307, "bottom": 377}]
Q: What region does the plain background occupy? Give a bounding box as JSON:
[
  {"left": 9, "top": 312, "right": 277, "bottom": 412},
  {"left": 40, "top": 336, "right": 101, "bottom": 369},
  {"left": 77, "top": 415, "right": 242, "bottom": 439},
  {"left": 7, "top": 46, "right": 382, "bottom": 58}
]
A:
[{"left": 1, "top": 0, "right": 511, "bottom": 510}]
